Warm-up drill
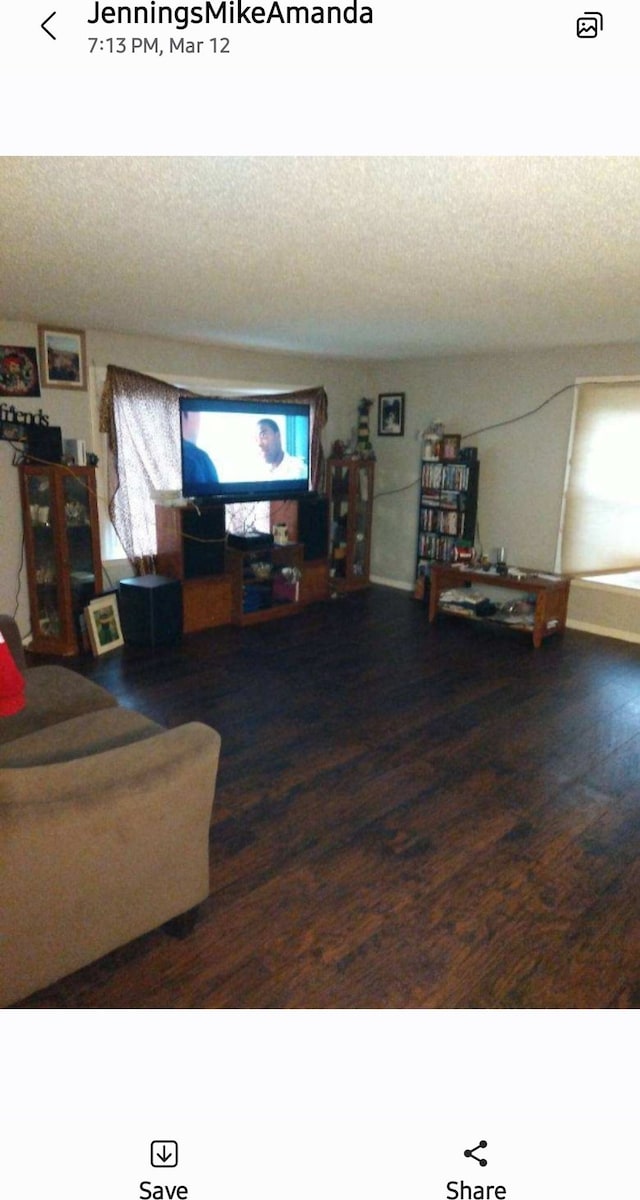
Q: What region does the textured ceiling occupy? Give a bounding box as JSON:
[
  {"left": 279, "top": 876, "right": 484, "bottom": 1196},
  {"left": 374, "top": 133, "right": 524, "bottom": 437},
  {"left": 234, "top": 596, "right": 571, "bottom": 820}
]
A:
[{"left": 2, "top": 156, "right": 640, "bottom": 360}]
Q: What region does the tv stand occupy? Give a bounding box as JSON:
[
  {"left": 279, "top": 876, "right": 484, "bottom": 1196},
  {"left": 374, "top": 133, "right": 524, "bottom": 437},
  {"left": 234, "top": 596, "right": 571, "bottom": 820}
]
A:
[{"left": 155, "top": 501, "right": 330, "bottom": 634}]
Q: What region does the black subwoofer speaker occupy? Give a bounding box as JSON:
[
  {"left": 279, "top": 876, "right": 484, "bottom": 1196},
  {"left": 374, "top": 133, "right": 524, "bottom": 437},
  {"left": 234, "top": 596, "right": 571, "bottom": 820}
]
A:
[
  {"left": 119, "top": 575, "right": 183, "bottom": 647},
  {"left": 297, "top": 493, "right": 329, "bottom": 560},
  {"left": 182, "top": 505, "right": 226, "bottom": 577}
]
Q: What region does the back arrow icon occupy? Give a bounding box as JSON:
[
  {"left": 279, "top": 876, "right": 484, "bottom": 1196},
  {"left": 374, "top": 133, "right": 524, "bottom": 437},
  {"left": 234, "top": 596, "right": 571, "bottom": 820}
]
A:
[{"left": 41, "top": 12, "right": 56, "bottom": 38}]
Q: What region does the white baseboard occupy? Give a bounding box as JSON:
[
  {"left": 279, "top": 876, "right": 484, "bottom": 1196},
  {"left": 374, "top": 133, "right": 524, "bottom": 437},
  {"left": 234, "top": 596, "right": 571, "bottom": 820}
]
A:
[
  {"left": 370, "top": 575, "right": 415, "bottom": 592},
  {"left": 566, "top": 618, "right": 640, "bottom": 645}
]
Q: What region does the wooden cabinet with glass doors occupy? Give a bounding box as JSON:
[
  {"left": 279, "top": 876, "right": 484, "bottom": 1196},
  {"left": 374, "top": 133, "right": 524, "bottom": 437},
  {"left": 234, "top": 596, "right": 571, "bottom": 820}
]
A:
[
  {"left": 19, "top": 464, "right": 103, "bottom": 655},
  {"left": 327, "top": 457, "right": 374, "bottom": 592}
]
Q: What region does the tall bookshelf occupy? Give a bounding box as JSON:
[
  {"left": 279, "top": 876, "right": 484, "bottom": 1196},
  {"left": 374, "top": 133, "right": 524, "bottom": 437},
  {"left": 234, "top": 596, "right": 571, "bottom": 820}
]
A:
[{"left": 415, "top": 456, "right": 479, "bottom": 589}]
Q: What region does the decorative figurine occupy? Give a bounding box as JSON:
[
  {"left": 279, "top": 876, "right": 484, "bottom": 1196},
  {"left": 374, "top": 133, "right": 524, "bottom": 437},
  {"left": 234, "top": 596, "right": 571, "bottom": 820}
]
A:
[
  {"left": 356, "top": 397, "right": 375, "bottom": 458},
  {"left": 421, "top": 420, "right": 445, "bottom": 461}
]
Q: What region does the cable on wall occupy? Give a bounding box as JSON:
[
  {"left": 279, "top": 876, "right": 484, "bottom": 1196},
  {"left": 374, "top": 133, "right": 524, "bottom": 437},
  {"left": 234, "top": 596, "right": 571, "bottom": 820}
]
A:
[
  {"left": 373, "top": 476, "right": 421, "bottom": 503},
  {"left": 461, "top": 382, "right": 576, "bottom": 441},
  {"left": 373, "top": 381, "right": 578, "bottom": 505},
  {"left": 13, "top": 531, "right": 26, "bottom": 626}
]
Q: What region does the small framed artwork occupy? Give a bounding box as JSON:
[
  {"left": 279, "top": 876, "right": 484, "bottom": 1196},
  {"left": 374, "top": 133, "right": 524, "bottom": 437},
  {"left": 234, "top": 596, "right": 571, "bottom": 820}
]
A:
[
  {"left": 0, "top": 345, "right": 41, "bottom": 397},
  {"left": 85, "top": 594, "right": 124, "bottom": 656},
  {"left": 441, "top": 434, "right": 461, "bottom": 460},
  {"left": 38, "top": 325, "right": 87, "bottom": 390},
  {"left": 378, "top": 392, "right": 405, "bottom": 437}
]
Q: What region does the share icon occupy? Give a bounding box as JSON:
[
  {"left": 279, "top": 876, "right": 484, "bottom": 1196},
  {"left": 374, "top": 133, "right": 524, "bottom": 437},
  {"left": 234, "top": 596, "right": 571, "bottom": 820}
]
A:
[{"left": 464, "top": 1140, "right": 488, "bottom": 1167}]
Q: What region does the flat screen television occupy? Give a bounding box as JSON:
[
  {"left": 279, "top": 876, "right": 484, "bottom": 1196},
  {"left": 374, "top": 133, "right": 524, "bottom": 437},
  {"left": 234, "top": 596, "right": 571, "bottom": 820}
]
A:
[{"left": 179, "top": 395, "right": 312, "bottom": 503}]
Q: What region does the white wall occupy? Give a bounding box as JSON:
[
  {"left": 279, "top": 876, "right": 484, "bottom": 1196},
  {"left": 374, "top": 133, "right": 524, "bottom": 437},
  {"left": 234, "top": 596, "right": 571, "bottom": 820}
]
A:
[
  {"left": 370, "top": 342, "right": 640, "bottom": 588},
  {"left": 1, "top": 320, "right": 98, "bottom": 639},
  {"left": 1, "top": 318, "right": 373, "bottom": 638}
]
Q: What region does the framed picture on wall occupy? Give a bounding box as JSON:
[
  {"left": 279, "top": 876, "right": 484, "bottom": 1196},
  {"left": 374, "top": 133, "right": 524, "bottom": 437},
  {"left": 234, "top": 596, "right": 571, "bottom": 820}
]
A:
[
  {"left": 0, "top": 345, "right": 41, "bottom": 397},
  {"left": 38, "top": 326, "right": 87, "bottom": 390},
  {"left": 378, "top": 393, "right": 405, "bottom": 437},
  {"left": 441, "top": 434, "right": 461, "bottom": 460}
]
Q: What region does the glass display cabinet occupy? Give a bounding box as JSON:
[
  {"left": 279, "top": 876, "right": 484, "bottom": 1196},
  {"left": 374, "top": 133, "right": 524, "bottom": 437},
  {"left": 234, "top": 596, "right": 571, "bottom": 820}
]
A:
[
  {"left": 327, "top": 457, "right": 374, "bottom": 592},
  {"left": 19, "top": 464, "right": 102, "bottom": 655}
]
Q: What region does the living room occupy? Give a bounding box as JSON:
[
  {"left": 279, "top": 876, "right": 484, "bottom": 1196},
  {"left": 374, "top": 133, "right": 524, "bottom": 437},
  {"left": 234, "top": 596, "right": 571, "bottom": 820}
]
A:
[
  {"left": 2, "top": 156, "right": 640, "bottom": 1009},
  {"left": 3, "top": 160, "right": 640, "bottom": 639}
]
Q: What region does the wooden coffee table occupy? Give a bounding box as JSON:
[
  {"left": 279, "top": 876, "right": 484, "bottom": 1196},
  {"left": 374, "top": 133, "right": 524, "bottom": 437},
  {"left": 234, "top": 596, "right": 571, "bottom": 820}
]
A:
[{"left": 428, "top": 563, "right": 571, "bottom": 648}]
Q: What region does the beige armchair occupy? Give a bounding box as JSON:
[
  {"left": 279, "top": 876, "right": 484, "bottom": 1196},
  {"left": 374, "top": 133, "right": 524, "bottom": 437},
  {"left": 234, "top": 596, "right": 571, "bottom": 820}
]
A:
[{"left": 0, "top": 615, "right": 221, "bottom": 1007}]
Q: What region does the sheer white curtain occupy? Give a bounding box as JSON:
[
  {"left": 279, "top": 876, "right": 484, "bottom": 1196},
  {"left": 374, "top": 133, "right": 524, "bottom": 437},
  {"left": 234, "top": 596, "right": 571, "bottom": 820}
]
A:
[
  {"left": 100, "top": 365, "right": 183, "bottom": 571},
  {"left": 558, "top": 380, "right": 640, "bottom": 575}
]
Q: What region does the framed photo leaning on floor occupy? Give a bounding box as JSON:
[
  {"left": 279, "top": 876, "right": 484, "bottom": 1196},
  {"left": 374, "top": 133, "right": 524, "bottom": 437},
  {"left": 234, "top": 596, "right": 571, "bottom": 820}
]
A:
[{"left": 85, "top": 593, "right": 124, "bottom": 656}]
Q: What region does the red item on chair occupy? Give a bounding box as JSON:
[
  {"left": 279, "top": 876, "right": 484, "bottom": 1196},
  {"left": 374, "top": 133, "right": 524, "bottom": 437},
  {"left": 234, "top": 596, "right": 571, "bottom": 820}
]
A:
[{"left": 0, "top": 631, "right": 26, "bottom": 716}]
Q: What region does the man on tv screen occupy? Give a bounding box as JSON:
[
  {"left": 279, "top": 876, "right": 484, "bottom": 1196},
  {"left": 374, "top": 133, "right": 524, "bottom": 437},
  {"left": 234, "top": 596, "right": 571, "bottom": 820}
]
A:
[
  {"left": 256, "top": 418, "right": 307, "bottom": 480},
  {"left": 182, "top": 409, "right": 219, "bottom": 487}
]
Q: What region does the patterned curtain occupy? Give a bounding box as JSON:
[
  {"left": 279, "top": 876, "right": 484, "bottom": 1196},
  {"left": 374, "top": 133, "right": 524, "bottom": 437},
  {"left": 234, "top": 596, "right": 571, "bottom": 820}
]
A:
[{"left": 99, "top": 364, "right": 327, "bottom": 572}]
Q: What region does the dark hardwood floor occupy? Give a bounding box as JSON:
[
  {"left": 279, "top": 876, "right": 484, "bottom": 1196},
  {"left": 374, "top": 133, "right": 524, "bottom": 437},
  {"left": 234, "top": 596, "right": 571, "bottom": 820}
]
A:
[{"left": 14, "top": 585, "right": 640, "bottom": 1008}]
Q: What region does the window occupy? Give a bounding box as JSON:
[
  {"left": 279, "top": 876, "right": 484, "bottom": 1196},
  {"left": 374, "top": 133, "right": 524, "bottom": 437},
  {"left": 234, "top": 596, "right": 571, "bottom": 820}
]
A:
[{"left": 558, "top": 380, "right": 640, "bottom": 575}]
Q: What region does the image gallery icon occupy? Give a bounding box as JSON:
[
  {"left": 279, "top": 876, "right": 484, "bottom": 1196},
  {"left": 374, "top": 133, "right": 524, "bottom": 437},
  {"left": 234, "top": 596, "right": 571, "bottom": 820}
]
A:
[{"left": 577, "top": 11, "right": 603, "bottom": 35}]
